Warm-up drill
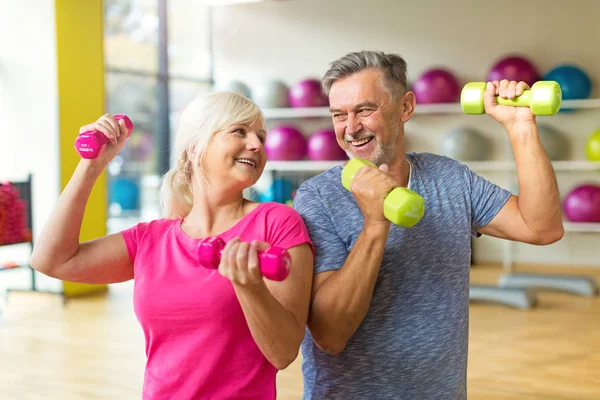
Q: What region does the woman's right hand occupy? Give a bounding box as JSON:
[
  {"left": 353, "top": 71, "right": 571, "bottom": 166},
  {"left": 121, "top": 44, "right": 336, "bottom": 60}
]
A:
[{"left": 78, "top": 113, "right": 130, "bottom": 165}]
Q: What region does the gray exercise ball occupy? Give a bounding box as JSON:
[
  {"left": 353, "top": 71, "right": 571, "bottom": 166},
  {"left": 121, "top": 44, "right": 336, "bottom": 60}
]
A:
[
  {"left": 538, "top": 124, "right": 569, "bottom": 160},
  {"left": 252, "top": 80, "right": 290, "bottom": 108},
  {"left": 440, "top": 126, "right": 490, "bottom": 161},
  {"left": 213, "top": 80, "right": 252, "bottom": 99}
]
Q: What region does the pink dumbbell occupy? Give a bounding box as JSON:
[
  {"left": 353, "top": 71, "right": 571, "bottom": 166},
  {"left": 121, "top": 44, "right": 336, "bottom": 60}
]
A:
[
  {"left": 74, "top": 114, "right": 134, "bottom": 159},
  {"left": 198, "top": 237, "right": 292, "bottom": 281}
]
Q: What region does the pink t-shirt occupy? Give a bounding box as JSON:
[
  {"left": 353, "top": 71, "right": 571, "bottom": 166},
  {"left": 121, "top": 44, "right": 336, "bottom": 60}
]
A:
[{"left": 120, "top": 202, "right": 313, "bottom": 400}]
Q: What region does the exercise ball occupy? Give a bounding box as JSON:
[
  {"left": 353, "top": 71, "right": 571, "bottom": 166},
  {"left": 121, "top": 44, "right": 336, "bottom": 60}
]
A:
[
  {"left": 586, "top": 128, "right": 600, "bottom": 161},
  {"left": 253, "top": 80, "right": 290, "bottom": 108},
  {"left": 259, "top": 178, "right": 295, "bottom": 204},
  {"left": 563, "top": 184, "right": 600, "bottom": 222},
  {"left": 439, "top": 126, "right": 490, "bottom": 161},
  {"left": 412, "top": 68, "right": 461, "bottom": 104},
  {"left": 289, "top": 79, "right": 328, "bottom": 108},
  {"left": 265, "top": 125, "right": 307, "bottom": 160},
  {"left": 543, "top": 65, "right": 592, "bottom": 100},
  {"left": 487, "top": 55, "right": 540, "bottom": 87},
  {"left": 538, "top": 124, "right": 569, "bottom": 160},
  {"left": 307, "top": 129, "right": 347, "bottom": 161},
  {"left": 110, "top": 178, "right": 140, "bottom": 211},
  {"left": 214, "top": 80, "right": 252, "bottom": 99}
]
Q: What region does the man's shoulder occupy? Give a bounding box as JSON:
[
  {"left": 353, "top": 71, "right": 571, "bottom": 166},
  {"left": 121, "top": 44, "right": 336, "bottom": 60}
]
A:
[
  {"left": 408, "top": 151, "right": 464, "bottom": 170},
  {"left": 295, "top": 165, "right": 344, "bottom": 197}
]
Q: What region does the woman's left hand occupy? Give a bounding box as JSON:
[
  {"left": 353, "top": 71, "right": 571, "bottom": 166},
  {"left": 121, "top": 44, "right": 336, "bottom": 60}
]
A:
[{"left": 218, "top": 237, "right": 270, "bottom": 287}]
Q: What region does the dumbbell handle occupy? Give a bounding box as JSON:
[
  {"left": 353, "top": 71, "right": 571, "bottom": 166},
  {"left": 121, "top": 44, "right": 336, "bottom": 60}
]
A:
[
  {"left": 198, "top": 237, "right": 292, "bottom": 281},
  {"left": 341, "top": 158, "right": 425, "bottom": 228},
  {"left": 74, "top": 114, "right": 134, "bottom": 159}
]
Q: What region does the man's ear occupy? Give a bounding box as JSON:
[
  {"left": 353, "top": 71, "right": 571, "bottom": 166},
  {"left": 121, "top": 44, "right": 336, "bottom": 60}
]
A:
[{"left": 399, "top": 91, "right": 416, "bottom": 122}]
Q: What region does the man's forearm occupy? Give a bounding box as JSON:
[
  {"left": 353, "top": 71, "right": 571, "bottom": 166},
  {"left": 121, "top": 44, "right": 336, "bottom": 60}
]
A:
[
  {"left": 509, "top": 123, "right": 563, "bottom": 233},
  {"left": 308, "top": 224, "right": 390, "bottom": 354}
]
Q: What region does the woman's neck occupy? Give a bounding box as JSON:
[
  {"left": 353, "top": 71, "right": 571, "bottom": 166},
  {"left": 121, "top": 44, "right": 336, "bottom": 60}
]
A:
[{"left": 181, "top": 190, "right": 251, "bottom": 238}]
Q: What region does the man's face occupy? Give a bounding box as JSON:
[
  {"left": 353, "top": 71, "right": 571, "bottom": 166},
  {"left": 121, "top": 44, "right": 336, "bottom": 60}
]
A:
[{"left": 328, "top": 68, "right": 405, "bottom": 165}]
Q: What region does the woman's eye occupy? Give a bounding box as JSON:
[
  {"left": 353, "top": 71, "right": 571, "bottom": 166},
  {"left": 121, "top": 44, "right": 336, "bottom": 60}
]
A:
[{"left": 234, "top": 128, "right": 245, "bottom": 135}]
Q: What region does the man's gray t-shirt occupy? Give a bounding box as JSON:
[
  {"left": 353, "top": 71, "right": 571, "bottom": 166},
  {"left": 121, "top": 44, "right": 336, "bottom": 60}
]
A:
[{"left": 293, "top": 152, "right": 512, "bottom": 399}]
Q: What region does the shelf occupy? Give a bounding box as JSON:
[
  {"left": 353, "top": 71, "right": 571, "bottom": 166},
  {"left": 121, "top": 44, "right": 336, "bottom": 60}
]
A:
[
  {"left": 264, "top": 160, "right": 344, "bottom": 172},
  {"left": 262, "top": 98, "right": 600, "bottom": 119},
  {"left": 464, "top": 161, "right": 600, "bottom": 172},
  {"left": 264, "top": 160, "right": 600, "bottom": 173},
  {"left": 564, "top": 222, "right": 600, "bottom": 233}
]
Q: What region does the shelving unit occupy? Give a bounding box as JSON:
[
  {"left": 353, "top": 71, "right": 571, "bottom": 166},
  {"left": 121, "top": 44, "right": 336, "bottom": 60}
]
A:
[
  {"left": 262, "top": 98, "right": 600, "bottom": 119},
  {"left": 261, "top": 98, "right": 600, "bottom": 309}
]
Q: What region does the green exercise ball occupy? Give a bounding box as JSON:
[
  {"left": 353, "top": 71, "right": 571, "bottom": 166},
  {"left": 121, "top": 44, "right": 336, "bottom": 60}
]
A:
[{"left": 586, "top": 128, "right": 600, "bottom": 161}]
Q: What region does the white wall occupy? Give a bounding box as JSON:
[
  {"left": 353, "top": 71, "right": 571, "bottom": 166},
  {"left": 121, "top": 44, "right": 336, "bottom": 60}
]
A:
[
  {"left": 0, "top": 1, "right": 62, "bottom": 291},
  {"left": 211, "top": 0, "right": 600, "bottom": 267}
]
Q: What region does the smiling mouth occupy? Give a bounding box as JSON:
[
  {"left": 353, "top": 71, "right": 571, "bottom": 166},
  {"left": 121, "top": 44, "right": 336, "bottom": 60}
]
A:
[
  {"left": 348, "top": 137, "right": 374, "bottom": 147},
  {"left": 235, "top": 158, "right": 257, "bottom": 168}
]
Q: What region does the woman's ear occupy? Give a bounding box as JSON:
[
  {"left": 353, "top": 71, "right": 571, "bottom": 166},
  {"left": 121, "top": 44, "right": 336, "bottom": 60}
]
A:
[{"left": 399, "top": 91, "right": 416, "bottom": 122}]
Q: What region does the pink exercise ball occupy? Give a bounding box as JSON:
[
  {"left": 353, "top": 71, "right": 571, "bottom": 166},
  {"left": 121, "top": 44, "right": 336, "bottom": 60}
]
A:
[
  {"left": 307, "top": 129, "right": 347, "bottom": 161},
  {"left": 487, "top": 55, "right": 540, "bottom": 87},
  {"left": 412, "top": 68, "right": 461, "bottom": 104},
  {"left": 265, "top": 125, "right": 307, "bottom": 161},
  {"left": 289, "top": 79, "right": 329, "bottom": 108},
  {"left": 563, "top": 184, "right": 600, "bottom": 222}
]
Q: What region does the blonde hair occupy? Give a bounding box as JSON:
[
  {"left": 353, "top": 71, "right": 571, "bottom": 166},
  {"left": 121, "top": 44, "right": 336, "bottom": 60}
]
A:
[{"left": 159, "top": 91, "right": 265, "bottom": 219}]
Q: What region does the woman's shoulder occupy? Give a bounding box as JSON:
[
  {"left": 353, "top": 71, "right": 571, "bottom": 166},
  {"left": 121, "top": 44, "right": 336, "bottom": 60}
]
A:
[{"left": 124, "top": 217, "right": 180, "bottom": 237}]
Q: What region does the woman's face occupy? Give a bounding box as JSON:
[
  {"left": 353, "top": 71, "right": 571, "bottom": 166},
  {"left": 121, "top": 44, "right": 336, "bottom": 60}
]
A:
[{"left": 200, "top": 118, "right": 267, "bottom": 193}]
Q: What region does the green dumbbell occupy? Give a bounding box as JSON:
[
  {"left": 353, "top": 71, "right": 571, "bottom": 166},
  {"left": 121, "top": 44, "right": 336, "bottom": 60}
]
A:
[
  {"left": 341, "top": 158, "right": 425, "bottom": 228},
  {"left": 461, "top": 81, "right": 562, "bottom": 116}
]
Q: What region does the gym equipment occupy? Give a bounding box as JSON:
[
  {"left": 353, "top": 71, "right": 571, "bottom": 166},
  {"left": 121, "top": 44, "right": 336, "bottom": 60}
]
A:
[
  {"left": 498, "top": 273, "right": 598, "bottom": 298},
  {"left": 439, "top": 126, "right": 489, "bottom": 161},
  {"left": 538, "top": 124, "right": 569, "bottom": 160},
  {"left": 264, "top": 125, "right": 307, "bottom": 160},
  {"left": 469, "top": 285, "right": 537, "bottom": 310},
  {"left": 460, "top": 81, "right": 562, "bottom": 116},
  {"left": 543, "top": 64, "right": 592, "bottom": 100},
  {"left": 341, "top": 158, "right": 425, "bottom": 227},
  {"left": 214, "top": 80, "right": 252, "bottom": 99},
  {"left": 75, "top": 114, "right": 134, "bottom": 159},
  {"left": 258, "top": 178, "right": 295, "bottom": 204},
  {"left": 288, "top": 79, "right": 329, "bottom": 108},
  {"left": 197, "top": 236, "right": 291, "bottom": 281},
  {"left": 585, "top": 128, "right": 600, "bottom": 161},
  {"left": 252, "top": 80, "right": 290, "bottom": 108},
  {"left": 109, "top": 178, "right": 140, "bottom": 211},
  {"left": 307, "top": 129, "right": 348, "bottom": 161},
  {"left": 0, "top": 183, "right": 32, "bottom": 245},
  {"left": 562, "top": 184, "right": 600, "bottom": 223},
  {"left": 412, "top": 68, "right": 461, "bottom": 104},
  {"left": 487, "top": 55, "right": 540, "bottom": 87}
]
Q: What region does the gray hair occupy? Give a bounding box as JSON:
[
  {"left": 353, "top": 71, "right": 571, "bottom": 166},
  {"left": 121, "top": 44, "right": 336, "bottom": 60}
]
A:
[{"left": 322, "top": 50, "right": 408, "bottom": 100}]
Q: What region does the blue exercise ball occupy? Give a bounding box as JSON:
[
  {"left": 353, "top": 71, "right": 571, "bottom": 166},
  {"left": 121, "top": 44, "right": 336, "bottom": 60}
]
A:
[{"left": 543, "top": 65, "right": 592, "bottom": 100}]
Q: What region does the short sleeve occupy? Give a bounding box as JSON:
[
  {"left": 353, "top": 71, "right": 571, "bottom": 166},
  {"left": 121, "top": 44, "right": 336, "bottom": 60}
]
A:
[
  {"left": 293, "top": 183, "right": 349, "bottom": 274},
  {"left": 462, "top": 165, "right": 512, "bottom": 237},
  {"left": 120, "top": 221, "right": 150, "bottom": 263},
  {"left": 264, "top": 204, "right": 314, "bottom": 255}
]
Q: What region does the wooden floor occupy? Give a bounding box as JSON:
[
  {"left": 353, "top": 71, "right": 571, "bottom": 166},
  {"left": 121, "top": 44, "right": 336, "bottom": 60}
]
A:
[{"left": 1, "top": 264, "right": 599, "bottom": 400}]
